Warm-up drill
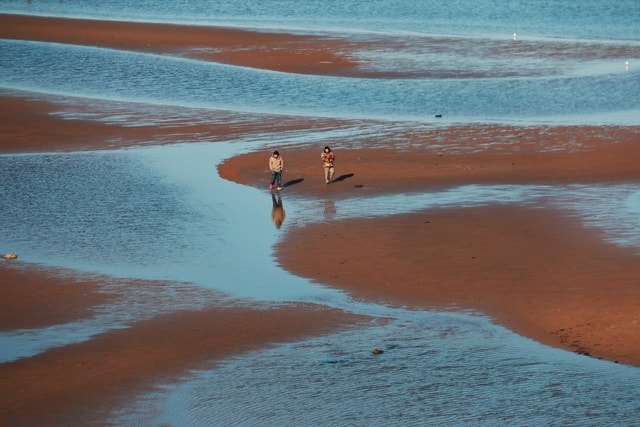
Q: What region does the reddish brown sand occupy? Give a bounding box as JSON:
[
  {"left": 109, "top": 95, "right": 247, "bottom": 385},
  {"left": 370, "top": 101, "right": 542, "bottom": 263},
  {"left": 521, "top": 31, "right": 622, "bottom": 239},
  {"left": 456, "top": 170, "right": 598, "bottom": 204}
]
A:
[
  {"left": 218, "top": 127, "right": 640, "bottom": 194},
  {"left": 276, "top": 207, "right": 640, "bottom": 365},
  {"left": 0, "top": 266, "right": 117, "bottom": 331},
  {"left": 0, "top": 265, "right": 369, "bottom": 426},
  {"left": 220, "top": 137, "right": 640, "bottom": 368},
  {"left": 0, "top": 13, "right": 360, "bottom": 76},
  {"left": 1, "top": 13, "right": 639, "bottom": 426},
  {"left": 220, "top": 138, "right": 640, "bottom": 365}
]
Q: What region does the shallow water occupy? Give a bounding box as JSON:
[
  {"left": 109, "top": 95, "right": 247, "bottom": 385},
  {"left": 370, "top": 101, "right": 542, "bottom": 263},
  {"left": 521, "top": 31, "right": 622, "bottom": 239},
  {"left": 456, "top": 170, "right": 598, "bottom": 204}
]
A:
[
  {"left": 1, "top": 38, "right": 639, "bottom": 125},
  {"left": 2, "top": 145, "right": 639, "bottom": 297},
  {"left": 2, "top": 0, "right": 640, "bottom": 424},
  {"left": 2, "top": 1, "right": 640, "bottom": 125},
  {"left": 112, "top": 314, "right": 640, "bottom": 426},
  {"left": 3, "top": 0, "right": 640, "bottom": 42}
]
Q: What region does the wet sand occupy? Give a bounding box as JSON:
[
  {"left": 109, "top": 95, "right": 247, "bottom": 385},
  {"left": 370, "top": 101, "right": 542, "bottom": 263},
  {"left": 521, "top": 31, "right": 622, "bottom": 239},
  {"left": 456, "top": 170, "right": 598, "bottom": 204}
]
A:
[
  {"left": 275, "top": 206, "right": 640, "bottom": 366},
  {"left": 218, "top": 126, "right": 640, "bottom": 194},
  {"left": 0, "top": 264, "right": 369, "bottom": 426},
  {"left": 0, "top": 13, "right": 360, "bottom": 76},
  {"left": 220, "top": 135, "right": 640, "bottom": 367},
  {"left": 1, "top": 13, "right": 639, "bottom": 425}
]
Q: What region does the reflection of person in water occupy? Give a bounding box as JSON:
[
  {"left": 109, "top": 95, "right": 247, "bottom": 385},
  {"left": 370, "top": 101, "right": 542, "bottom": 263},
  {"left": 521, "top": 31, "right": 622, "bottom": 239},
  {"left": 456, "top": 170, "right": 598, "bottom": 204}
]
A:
[
  {"left": 271, "top": 192, "right": 286, "bottom": 228},
  {"left": 323, "top": 199, "right": 336, "bottom": 219}
]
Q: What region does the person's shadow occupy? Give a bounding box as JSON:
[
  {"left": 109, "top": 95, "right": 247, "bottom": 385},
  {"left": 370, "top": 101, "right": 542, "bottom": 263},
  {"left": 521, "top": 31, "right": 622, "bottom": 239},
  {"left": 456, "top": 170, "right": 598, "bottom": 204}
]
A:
[
  {"left": 283, "top": 178, "right": 304, "bottom": 188},
  {"left": 271, "top": 192, "right": 286, "bottom": 229},
  {"left": 331, "top": 173, "right": 354, "bottom": 183}
]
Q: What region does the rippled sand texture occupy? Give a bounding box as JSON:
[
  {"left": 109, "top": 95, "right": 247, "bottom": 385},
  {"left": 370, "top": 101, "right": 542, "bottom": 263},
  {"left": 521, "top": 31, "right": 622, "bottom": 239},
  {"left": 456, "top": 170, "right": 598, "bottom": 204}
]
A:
[{"left": 0, "top": 265, "right": 369, "bottom": 425}]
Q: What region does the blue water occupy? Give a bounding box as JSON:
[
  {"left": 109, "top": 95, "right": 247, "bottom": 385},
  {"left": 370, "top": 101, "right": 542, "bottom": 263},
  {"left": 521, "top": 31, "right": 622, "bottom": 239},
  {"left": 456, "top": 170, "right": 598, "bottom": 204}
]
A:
[
  {"left": 2, "top": 1, "right": 640, "bottom": 425},
  {"left": 3, "top": 0, "right": 640, "bottom": 41}
]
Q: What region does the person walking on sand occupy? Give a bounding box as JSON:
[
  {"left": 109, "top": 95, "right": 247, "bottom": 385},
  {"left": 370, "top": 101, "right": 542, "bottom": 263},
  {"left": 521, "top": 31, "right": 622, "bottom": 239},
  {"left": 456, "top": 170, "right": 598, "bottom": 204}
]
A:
[
  {"left": 269, "top": 150, "right": 283, "bottom": 190},
  {"left": 320, "top": 146, "right": 335, "bottom": 184}
]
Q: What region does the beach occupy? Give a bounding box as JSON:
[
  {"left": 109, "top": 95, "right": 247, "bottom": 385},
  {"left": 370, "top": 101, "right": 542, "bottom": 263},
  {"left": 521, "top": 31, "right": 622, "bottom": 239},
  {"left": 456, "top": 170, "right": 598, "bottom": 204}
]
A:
[
  {"left": 1, "top": 13, "right": 639, "bottom": 426},
  {"left": 0, "top": 265, "right": 368, "bottom": 426},
  {"left": 220, "top": 131, "right": 640, "bottom": 366}
]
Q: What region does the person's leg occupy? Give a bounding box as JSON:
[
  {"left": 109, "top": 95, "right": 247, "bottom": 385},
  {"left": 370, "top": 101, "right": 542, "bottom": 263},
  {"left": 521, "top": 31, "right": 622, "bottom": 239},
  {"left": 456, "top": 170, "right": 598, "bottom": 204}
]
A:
[
  {"left": 277, "top": 171, "right": 282, "bottom": 188},
  {"left": 324, "top": 167, "right": 330, "bottom": 183},
  {"left": 329, "top": 166, "right": 335, "bottom": 182},
  {"left": 270, "top": 171, "right": 276, "bottom": 189}
]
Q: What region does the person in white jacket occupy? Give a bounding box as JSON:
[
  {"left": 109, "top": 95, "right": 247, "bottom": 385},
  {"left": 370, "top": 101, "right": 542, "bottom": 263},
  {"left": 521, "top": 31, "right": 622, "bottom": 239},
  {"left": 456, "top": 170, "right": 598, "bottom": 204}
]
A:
[{"left": 268, "top": 150, "right": 284, "bottom": 190}]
